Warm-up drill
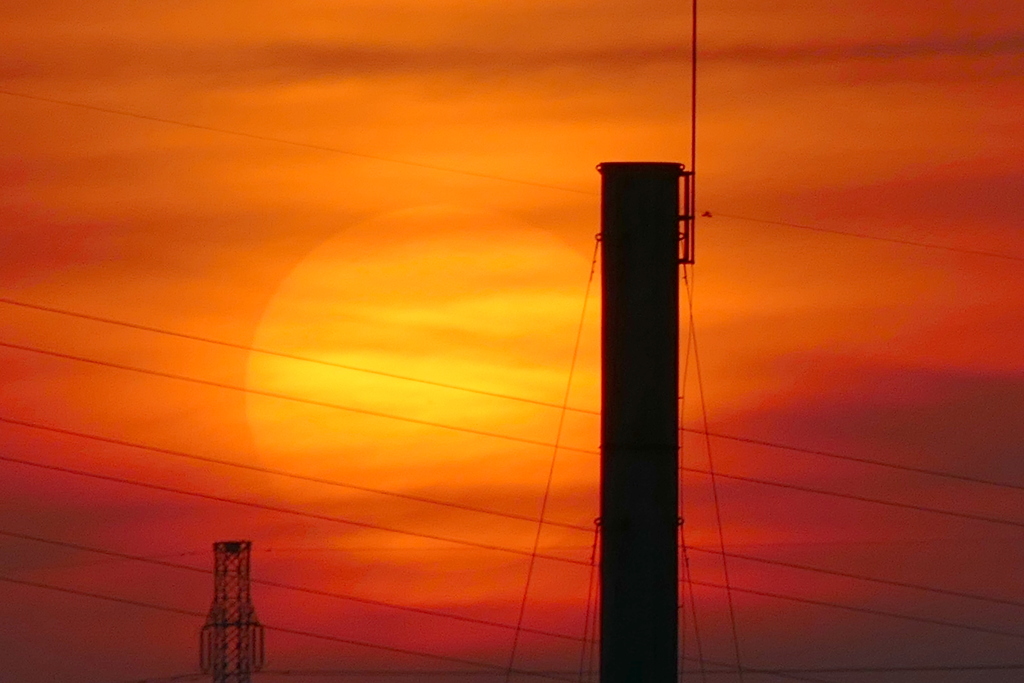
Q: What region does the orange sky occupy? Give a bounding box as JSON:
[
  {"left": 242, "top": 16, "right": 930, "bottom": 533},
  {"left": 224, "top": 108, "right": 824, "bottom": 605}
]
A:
[{"left": 2, "top": 1, "right": 1023, "bottom": 681}]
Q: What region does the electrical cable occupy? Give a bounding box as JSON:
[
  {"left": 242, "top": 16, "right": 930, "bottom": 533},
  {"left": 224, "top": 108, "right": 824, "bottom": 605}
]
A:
[
  {"left": 684, "top": 427, "right": 1024, "bottom": 493},
  {"left": 681, "top": 465, "right": 1024, "bottom": 530},
  {"left": 256, "top": 673, "right": 609, "bottom": 679},
  {"left": 103, "top": 676, "right": 204, "bottom": 683},
  {"left": 8, "top": 407, "right": 1024, "bottom": 549},
  {"left": 107, "top": 662, "right": 1024, "bottom": 678},
  {"left": 504, "top": 237, "right": 600, "bottom": 682},
  {"left": 0, "top": 297, "right": 598, "bottom": 417},
  {"left": 0, "top": 415, "right": 590, "bottom": 533},
  {"left": 0, "top": 575, "right": 573, "bottom": 682},
  {"left": 0, "top": 529, "right": 581, "bottom": 642},
  {"left": 687, "top": 545, "right": 1024, "bottom": 609},
  {"left": 250, "top": 664, "right": 834, "bottom": 683},
  {"left": 679, "top": 300, "right": 825, "bottom": 683},
  {"left": 16, "top": 409, "right": 1024, "bottom": 573},
  {"left": 0, "top": 89, "right": 590, "bottom": 197},
  {"left": 7, "top": 22, "right": 1021, "bottom": 682},
  {"left": 7, "top": 297, "right": 1023, "bottom": 495},
  {"left": 247, "top": 658, "right": 833, "bottom": 681},
  {"left": 733, "top": 664, "right": 1024, "bottom": 674},
  {"left": 687, "top": 579, "right": 1024, "bottom": 640},
  {"left": 0, "top": 453, "right": 589, "bottom": 566},
  {"left": 4, "top": 93, "right": 1018, "bottom": 266},
  {"left": 706, "top": 212, "right": 1024, "bottom": 263},
  {"left": 7, "top": 407, "right": 1024, "bottom": 537},
  {"left": 0, "top": 340, "right": 598, "bottom": 456},
  {"left": 679, "top": 289, "right": 834, "bottom": 683}
]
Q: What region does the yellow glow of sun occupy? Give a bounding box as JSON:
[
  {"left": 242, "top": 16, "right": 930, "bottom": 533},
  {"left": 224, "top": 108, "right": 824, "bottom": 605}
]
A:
[{"left": 245, "top": 206, "right": 601, "bottom": 499}]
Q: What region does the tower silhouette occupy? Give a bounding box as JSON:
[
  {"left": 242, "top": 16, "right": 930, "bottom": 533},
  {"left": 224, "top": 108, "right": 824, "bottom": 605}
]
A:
[
  {"left": 200, "top": 541, "right": 265, "bottom": 683},
  {"left": 598, "top": 162, "right": 687, "bottom": 683}
]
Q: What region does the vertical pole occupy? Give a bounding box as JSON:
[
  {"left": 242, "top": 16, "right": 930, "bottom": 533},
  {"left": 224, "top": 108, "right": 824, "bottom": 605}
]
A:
[{"left": 598, "top": 162, "right": 683, "bottom": 683}]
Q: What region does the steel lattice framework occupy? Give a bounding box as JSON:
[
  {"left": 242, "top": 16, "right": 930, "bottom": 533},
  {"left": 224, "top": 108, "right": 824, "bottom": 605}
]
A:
[{"left": 200, "top": 541, "right": 265, "bottom": 683}]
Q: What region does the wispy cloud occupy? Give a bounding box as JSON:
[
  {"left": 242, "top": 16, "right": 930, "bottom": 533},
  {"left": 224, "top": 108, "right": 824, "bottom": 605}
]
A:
[{"left": 3, "top": 34, "right": 1021, "bottom": 87}]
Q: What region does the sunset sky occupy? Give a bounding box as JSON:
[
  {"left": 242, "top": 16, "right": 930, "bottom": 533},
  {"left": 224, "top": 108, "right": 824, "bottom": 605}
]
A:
[{"left": 1, "top": 0, "right": 1023, "bottom": 681}]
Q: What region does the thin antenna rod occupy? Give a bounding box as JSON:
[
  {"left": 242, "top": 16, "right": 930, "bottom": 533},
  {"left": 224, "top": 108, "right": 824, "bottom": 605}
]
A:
[
  {"left": 690, "top": 0, "right": 698, "bottom": 241},
  {"left": 690, "top": 0, "right": 698, "bottom": 177}
]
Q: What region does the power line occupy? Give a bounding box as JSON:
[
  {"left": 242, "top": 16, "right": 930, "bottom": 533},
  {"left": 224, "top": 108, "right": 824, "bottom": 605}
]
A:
[
  {"left": 9, "top": 342, "right": 1024, "bottom": 535},
  {"left": 0, "top": 89, "right": 590, "bottom": 197},
  {"left": 25, "top": 518, "right": 1014, "bottom": 675},
  {"left": 255, "top": 661, "right": 831, "bottom": 683},
  {"left": 7, "top": 296, "right": 1023, "bottom": 494},
  {"left": 8, "top": 406, "right": 1024, "bottom": 540},
  {"left": 7, "top": 37, "right": 1019, "bottom": 683},
  {"left": 4, "top": 92, "right": 1018, "bottom": 271},
  {"left": 255, "top": 673, "right": 607, "bottom": 679},
  {"left": 682, "top": 465, "right": 1024, "bottom": 531},
  {"left": 0, "top": 340, "right": 599, "bottom": 456},
  {"left": 5, "top": 91, "right": 1019, "bottom": 270},
  {"left": 104, "top": 675, "right": 204, "bottom": 683},
  {"left": 707, "top": 212, "right": 1024, "bottom": 263},
  {"left": 687, "top": 546, "right": 1024, "bottom": 609},
  {"left": 688, "top": 428, "right": 1024, "bottom": 493},
  {"left": 103, "top": 663, "right": 1024, "bottom": 679},
  {"left": 688, "top": 656, "right": 832, "bottom": 683},
  {"left": 14, "top": 441, "right": 1014, "bottom": 671},
  {"left": 259, "top": 665, "right": 830, "bottom": 683},
  {"left": 0, "top": 416, "right": 590, "bottom": 533},
  {"left": 8, "top": 403, "right": 1023, "bottom": 538},
  {"left": 687, "top": 579, "right": 1024, "bottom": 641},
  {"left": 736, "top": 664, "right": 1024, "bottom": 674},
  {"left": 0, "top": 453, "right": 589, "bottom": 567},
  {"left": 0, "top": 575, "right": 572, "bottom": 682},
  {"left": 235, "top": 663, "right": 1024, "bottom": 675},
  {"left": 22, "top": 532, "right": 997, "bottom": 681},
  {"left": 22, "top": 411, "right": 1023, "bottom": 561},
  {"left": 255, "top": 671, "right": 717, "bottom": 679},
  {"left": 0, "top": 297, "right": 599, "bottom": 417},
  {"left": 0, "top": 529, "right": 581, "bottom": 643}
]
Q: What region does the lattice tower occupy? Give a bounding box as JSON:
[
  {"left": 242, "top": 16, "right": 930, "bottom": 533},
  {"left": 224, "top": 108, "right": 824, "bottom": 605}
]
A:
[{"left": 200, "top": 541, "right": 265, "bottom": 683}]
